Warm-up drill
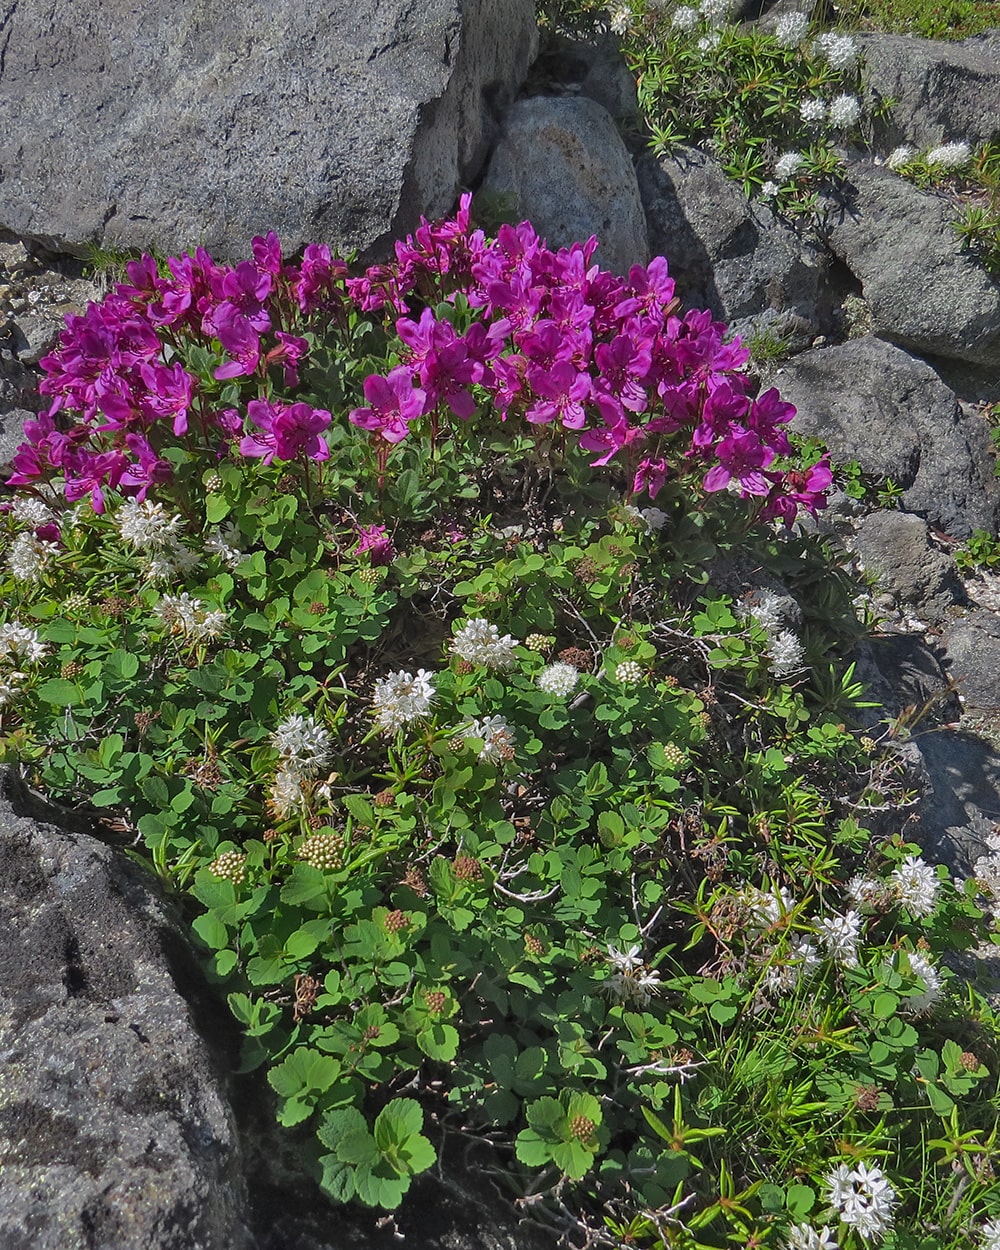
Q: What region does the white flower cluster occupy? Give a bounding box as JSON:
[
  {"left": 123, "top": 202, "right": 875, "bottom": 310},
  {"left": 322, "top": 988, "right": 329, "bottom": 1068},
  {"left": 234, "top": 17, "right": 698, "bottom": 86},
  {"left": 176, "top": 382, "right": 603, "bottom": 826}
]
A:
[
  {"left": 825, "top": 1162, "right": 896, "bottom": 1240},
  {"left": 982, "top": 1218, "right": 1000, "bottom": 1250},
  {"left": 0, "top": 621, "right": 47, "bottom": 709},
  {"left": 926, "top": 140, "right": 971, "bottom": 169},
  {"left": 272, "top": 713, "right": 331, "bottom": 777},
  {"left": 6, "top": 530, "right": 60, "bottom": 583},
  {"left": 741, "top": 883, "right": 793, "bottom": 930},
  {"left": 697, "top": 30, "right": 721, "bottom": 50},
  {"left": 603, "top": 944, "right": 662, "bottom": 1006},
  {"left": 890, "top": 853, "right": 939, "bottom": 916},
  {"left": 608, "top": 1, "right": 632, "bottom": 34},
  {"left": 900, "top": 950, "right": 942, "bottom": 1016},
  {"left": 615, "top": 660, "right": 643, "bottom": 685},
  {"left": 671, "top": 4, "right": 699, "bottom": 31},
  {"left": 773, "top": 10, "right": 810, "bottom": 47},
  {"left": 373, "top": 669, "right": 435, "bottom": 733},
  {"left": 154, "top": 592, "right": 228, "bottom": 642},
  {"left": 10, "top": 496, "right": 56, "bottom": 527},
  {"left": 775, "top": 151, "right": 805, "bottom": 180},
  {"left": 0, "top": 621, "right": 48, "bottom": 665},
  {"left": 885, "top": 144, "right": 915, "bottom": 170},
  {"left": 799, "top": 97, "right": 826, "bottom": 124},
  {"left": 760, "top": 180, "right": 780, "bottom": 199},
  {"left": 783, "top": 1222, "right": 837, "bottom": 1250},
  {"left": 828, "top": 93, "right": 861, "bottom": 128},
  {"left": 816, "top": 909, "right": 862, "bottom": 968},
  {"left": 762, "top": 933, "right": 822, "bottom": 995},
  {"left": 204, "top": 523, "right": 247, "bottom": 569},
  {"left": 114, "top": 498, "right": 201, "bottom": 583},
  {"left": 536, "top": 661, "right": 579, "bottom": 698},
  {"left": 463, "top": 714, "right": 516, "bottom": 762},
  {"left": 451, "top": 618, "right": 518, "bottom": 669},
  {"left": 739, "top": 592, "right": 806, "bottom": 676},
  {"left": 812, "top": 31, "right": 859, "bottom": 71},
  {"left": 115, "top": 498, "right": 184, "bottom": 550},
  {"left": 699, "top": 0, "right": 730, "bottom": 26}
]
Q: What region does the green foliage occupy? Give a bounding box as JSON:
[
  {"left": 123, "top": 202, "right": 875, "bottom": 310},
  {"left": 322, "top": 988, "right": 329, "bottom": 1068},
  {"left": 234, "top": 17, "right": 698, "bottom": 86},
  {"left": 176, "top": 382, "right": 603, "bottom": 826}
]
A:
[
  {"left": 954, "top": 528, "right": 1000, "bottom": 575},
  {"left": 835, "top": 0, "right": 1000, "bottom": 39}
]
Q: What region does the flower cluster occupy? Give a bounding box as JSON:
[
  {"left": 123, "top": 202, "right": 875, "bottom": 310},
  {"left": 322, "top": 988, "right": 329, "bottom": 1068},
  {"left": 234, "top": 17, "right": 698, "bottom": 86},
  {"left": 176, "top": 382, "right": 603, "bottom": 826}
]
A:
[
  {"left": 373, "top": 669, "right": 435, "bottom": 733},
  {"left": 344, "top": 197, "right": 829, "bottom": 524},
  {"left": 825, "top": 1161, "right": 896, "bottom": 1240},
  {"left": 451, "top": 618, "right": 519, "bottom": 669},
  {"left": 154, "top": 592, "right": 228, "bottom": 641}
]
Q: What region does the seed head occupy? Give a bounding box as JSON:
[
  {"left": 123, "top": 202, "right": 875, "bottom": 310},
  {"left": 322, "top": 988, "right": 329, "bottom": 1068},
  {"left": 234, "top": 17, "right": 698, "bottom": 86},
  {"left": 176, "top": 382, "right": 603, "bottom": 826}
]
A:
[
  {"left": 384, "top": 909, "right": 410, "bottom": 933},
  {"left": 298, "top": 832, "right": 345, "bottom": 871},
  {"left": 210, "top": 850, "right": 247, "bottom": 885}
]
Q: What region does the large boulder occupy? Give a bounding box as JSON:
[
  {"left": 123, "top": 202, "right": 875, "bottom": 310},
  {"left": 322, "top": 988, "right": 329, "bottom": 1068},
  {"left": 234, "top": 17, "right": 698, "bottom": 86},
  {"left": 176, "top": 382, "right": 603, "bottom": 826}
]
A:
[
  {"left": 637, "top": 147, "right": 830, "bottom": 346},
  {"left": 0, "top": 0, "right": 538, "bottom": 262},
  {"left": 776, "top": 336, "right": 1000, "bottom": 538},
  {"left": 0, "top": 769, "right": 251, "bottom": 1250},
  {"left": 851, "top": 511, "right": 965, "bottom": 624},
  {"left": 820, "top": 163, "right": 1000, "bottom": 367},
  {"left": 860, "top": 29, "right": 1000, "bottom": 151},
  {"left": 480, "top": 94, "right": 648, "bottom": 276}
]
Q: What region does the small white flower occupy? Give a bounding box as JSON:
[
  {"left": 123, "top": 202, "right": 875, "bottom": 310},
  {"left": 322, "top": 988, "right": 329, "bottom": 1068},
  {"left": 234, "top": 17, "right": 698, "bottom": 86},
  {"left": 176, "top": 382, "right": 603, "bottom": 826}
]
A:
[
  {"left": 451, "top": 618, "right": 519, "bottom": 669},
  {"left": 608, "top": 943, "right": 644, "bottom": 971},
  {"left": 615, "top": 660, "right": 643, "bottom": 684},
  {"left": 925, "top": 140, "right": 971, "bottom": 170},
  {"left": 775, "top": 151, "right": 806, "bottom": 180},
  {"left": 608, "top": 1, "right": 632, "bottom": 34},
  {"left": 817, "top": 909, "right": 862, "bottom": 967},
  {"left": 825, "top": 1161, "right": 896, "bottom": 1240},
  {"left": 742, "top": 884, "right": 794, "bottom": 931},
  {"left": 812, "top": 31, "right": 859, "bottom": 71},
  {"left": 885, "top": 144, "right": 916, "bottom": 170},
  {"left": 464, "top": 714, "right": 516, "bottom": 762},
  {"left": 890, "top": 854, "right": 939, "bottom": 917},
  {"left": 10, "top": 496, "right": 55, "bottom": 527},
  {"left": 373, "top": 669, "right": 436, "bottom": 732},
  {"left": 114, "top": 498, "right": 185, "bottom": 551},
  {"left": 204, "top": 523, "right": 246, "bottom": 568},
  {"left": 0, "top": 622, "right": 47, "bottom": 664},
  {"left": 773, "top": 10, "right": 810, "bottom": 47},
  {"left": 901, "top": 950, "right": 942, "bottom": 1016},
  {"left": 7, "top": 530, "right": 59, "bottom": 583},
  {"left": 272, "top": 713, "right": 331, "bottom": 778},
  {"left": 639, "top": 506, "right": 668, "bottom": 532},
  {"left": 671, "top": 4, "right": 700, "bottom": 31},
  {"left": 763, "top": 934, "right": 821, "bottom": 995},
  {"left": 828, "top": 93, "right": 862, "bottom": 128},
  {"left": 154, "top": 592, "right": 227, "bottom": 642},
  {"left": 536, "top": 661, "right": 579, "bottom": 698},
  {"left": 738, "top": 590, "right": 785, "bottom": 632},
  {"left": 0, "top": 671, "right": 26, "bottom": 707},
  {"left": 799, "top": 97, "right": 827, "bottom": 124},
  {"left": 783, "top": 1222, "right": 838, "bottom": 1250},
  {"left": 981, "top": 1219, "right": 1000, "bottom": 1250},
  {"left": 760, "top": 180, "right": 780, "bottom": 199},
  {"left": 269, "top": 766, "right": 309, "bottom": 820},
  {"left": 699, "top": 0, "right": 729, "bottom": 24},
  {"left": 766, "top": 628, "right": 805, "bottom": 676},
  {"left": 697, "top": 30, "right": 721, "bottom": 50}
]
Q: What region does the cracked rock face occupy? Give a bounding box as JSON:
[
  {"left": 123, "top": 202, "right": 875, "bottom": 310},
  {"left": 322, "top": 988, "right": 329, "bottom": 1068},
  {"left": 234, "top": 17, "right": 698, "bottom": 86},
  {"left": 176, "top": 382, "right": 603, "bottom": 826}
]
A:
[
  {"left": 0, "top": 770, "right": 251, "bottom": 1250},
  {"left": 0, "top": 0, "right": 537, "bottom": 262}
]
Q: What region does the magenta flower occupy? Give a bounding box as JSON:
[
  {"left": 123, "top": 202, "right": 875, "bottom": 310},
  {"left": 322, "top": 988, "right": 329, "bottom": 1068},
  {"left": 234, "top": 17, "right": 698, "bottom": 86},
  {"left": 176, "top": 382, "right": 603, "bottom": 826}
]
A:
[
  {"left": 525, "top": 361, "right": 592, "bottom": 429},
  {"left": 240, "top": 401, "right": 332, "bottom": 464},
  {"left": 353, "top": 523, "right": 394, "bottom": 564},
  {"left": 633, "top": 456, "right": 670, "bottom": 499},
  {"left": 703, "top": 427, "right": 775, "bottom": 496},
  {"left": 119, "top": 431, "right": 174, "bottom": 499},
  {"left": 212, "top": 305, "right": 262, "bottom": 380},
  {"left": 348, "top": 367, "right": 428, "bottom": 444},
  {"left": 138, "top": 362, "right": 196, "bottom": 435}
]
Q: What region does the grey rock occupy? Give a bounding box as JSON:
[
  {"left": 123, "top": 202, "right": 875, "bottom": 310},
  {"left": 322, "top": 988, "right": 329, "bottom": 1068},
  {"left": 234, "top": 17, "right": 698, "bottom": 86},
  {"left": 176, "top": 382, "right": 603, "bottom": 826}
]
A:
[
  {"left": 0, "top": 769, "right": 250, "bottom": 1250},
  {"left": 860, "top": 29, "right": 1000, "bottom": 151},
  {"left": 943, "top": 609, "right": 1000, "bottom": 709},
  {"left": 533, "top": 35, "right": 639, "bottom": 122},
  {"left": 0, "top": 0, "right": 538, "bottom": 263},
  {"left": 0, "top": 359, "right": 42, "bottom": 472},
  {"left": 775, "top": 336, "right": 1000, "bottom": 539},
  {"left": 481, "top": 95, "right": 648, "bottom": 276},
  {"left": 851, "top": 511, "right": 964, "bottom": 623},
  {"left": 908, "top": 729, "right": 1000, "bottom": 878},
  {"left": 820, "top": 163, "right": 1000, "bottom": 366},
  {"left": 637, "top": 147, "right": 829, "bottom": 343}
]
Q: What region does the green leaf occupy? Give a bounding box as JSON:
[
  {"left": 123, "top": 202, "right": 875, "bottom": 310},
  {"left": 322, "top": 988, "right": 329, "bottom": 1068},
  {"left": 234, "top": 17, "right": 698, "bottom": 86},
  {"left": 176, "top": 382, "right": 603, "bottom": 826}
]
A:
[
  {"left": 786, "top": 1184, "right": 815, "bottom": 1217},
  {"left": 192, "top": 911, "right": 229, "bottom": 951},
  {"left": 551, "top": 1139, "right": 595, "bottom": 1180},
  {"left": 515, "top": 1127, "right": 556, "bottom": 1168},
  {"left": 35, "top": 677, "right": 83, "bottom": 705},
  {"left": 374, "top": 1098, "right": 424, "bottom": 1151},
  {"left": 416, "top": 1022, "right": 459, "bottom": 1062}
]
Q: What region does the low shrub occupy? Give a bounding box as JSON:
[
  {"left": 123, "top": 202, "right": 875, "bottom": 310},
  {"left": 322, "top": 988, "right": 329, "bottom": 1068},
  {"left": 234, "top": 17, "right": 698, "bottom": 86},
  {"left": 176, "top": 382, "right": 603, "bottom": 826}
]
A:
[{"left": 1, "top": 201, "right": 997, "bottom": 1247}]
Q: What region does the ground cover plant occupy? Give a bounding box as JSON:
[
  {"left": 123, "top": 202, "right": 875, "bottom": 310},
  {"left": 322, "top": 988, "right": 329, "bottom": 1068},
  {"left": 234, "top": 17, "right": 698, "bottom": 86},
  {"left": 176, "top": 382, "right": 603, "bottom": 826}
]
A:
[{"left": 1, "top": 200, "right": 999, "bottom": 1248}]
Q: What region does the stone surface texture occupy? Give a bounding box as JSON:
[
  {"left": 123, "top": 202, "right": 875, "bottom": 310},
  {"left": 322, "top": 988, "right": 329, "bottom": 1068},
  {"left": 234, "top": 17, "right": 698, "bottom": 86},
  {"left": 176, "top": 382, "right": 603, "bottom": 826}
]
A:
[
  {"left": 776, "top": 336, "right": 1000, "bottom": 539},
  {"left": 0, "top": 770, "right": 250, "bottom": 1250},
  {"left": 638, "top": 147, "right": 830, "bottom": 347},
  {"left": 851, "top": 511, "right": 964, "bottom": 623},
  {"left": 860, "top": 29, "right": 1000, "bottom": 150},
  {"left": 481, "top": 94, "right": 648, "bottom": 276},
  {"left": 0, "top": 0, "right": 538, "bottom": 262},
  {"left": 820, "top": 163, "right": 1000, "bottom": 367}
]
